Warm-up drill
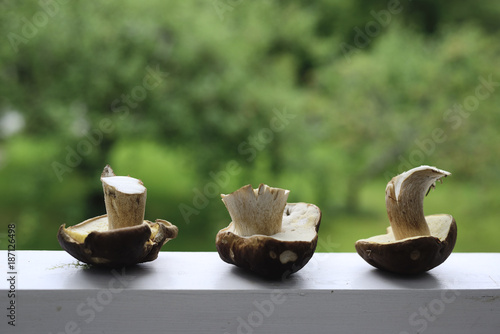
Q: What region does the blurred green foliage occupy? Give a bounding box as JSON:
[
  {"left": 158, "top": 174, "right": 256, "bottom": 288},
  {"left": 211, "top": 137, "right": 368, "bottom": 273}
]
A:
[{"left": 1, "top": 0, "right": 499, "bottom": 252}]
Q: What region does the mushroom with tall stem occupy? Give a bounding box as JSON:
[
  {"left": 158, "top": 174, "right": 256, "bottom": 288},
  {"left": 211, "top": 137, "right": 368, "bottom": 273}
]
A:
[
  {"left": 58, "top": 165, "right": 178, "bottom": 267},
  {"left": 355, "top": 165, "right": 457, "bottom": 275}
]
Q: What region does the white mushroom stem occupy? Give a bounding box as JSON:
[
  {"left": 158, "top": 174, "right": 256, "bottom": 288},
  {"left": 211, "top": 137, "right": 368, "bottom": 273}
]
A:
[
  {"left": 101, "top": 165, "right": 147, "bottom": 230},
  {"left": 385, "top": 165, "right": 451, "bottom": 240},
  {"left": 221, "top": 184, "right": 290, "bottom": 236}
]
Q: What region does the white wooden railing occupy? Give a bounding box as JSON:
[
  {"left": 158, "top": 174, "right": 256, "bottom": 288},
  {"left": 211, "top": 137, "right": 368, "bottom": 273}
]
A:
[{"left": 1, "top": 251, "right": 499, "bottom": 334}]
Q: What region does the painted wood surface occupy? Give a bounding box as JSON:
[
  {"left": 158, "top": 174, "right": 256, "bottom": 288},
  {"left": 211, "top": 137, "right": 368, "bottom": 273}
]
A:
[{"left": 1, "top": 251, "right": 499, "bottom": 334}]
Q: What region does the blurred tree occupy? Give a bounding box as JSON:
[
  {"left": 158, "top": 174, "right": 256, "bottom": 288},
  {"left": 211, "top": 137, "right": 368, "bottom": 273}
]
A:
[{"left": 0, "top": 0, "right": 499, "bottom": 251}]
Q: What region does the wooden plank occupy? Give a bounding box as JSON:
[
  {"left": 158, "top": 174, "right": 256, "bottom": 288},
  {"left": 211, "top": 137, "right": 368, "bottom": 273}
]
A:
[{"left": 1, "top": 251, "right": 499, "bottom": 333}]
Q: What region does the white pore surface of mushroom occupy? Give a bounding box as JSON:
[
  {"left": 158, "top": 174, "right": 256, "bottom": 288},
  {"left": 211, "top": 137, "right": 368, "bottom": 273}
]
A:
[
  {"left": 63, "top": 216, "right": 109, "bottom": 244},
  {"left": 361, "top": 214, "right": 454, "bottom": 244},
  {"left": 221, "top": 184, "right": 290, "bottom": 236},
  {"left": 385, "top": 165, "right": 451, "bottom": 240}
]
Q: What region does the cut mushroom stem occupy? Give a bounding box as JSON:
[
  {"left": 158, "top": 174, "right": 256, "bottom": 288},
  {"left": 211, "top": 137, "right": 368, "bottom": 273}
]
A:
[
  {"left": 385, "top": 165, "right": 451, "bottom": 240},
  {"left": 221, "top": 184, "right": 290, "bottom": 236},
  {"left": 100, "top": 165, "right": 147, "bottom": 230}
]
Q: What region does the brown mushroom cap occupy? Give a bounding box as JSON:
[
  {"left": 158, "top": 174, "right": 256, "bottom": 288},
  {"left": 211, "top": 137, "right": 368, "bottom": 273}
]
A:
[
  {"left": 355, "top": 214, "right": 457, "bottom": 275},
  {"left": 216, "top": 202, "right": 321, "bottom": 278},
  {"left": 57, "top": 215, "right": 178, "bottom": 267}
]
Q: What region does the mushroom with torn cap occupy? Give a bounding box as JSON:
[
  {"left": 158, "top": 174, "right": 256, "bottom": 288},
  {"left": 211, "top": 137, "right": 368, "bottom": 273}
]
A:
[
  {"left": 57, "top": 165, "right": 178, "bottom": 267},
  {"left": 216, "top": 184, "right": 321, "bottom": 278},
  {"left": 355, "top": 165, "right": 457, "bottom": 275}
]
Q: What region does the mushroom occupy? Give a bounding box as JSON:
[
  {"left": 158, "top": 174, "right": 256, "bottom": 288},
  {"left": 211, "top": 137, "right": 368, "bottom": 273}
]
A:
[
  {"left": 216, "top": 184, "right": 321, "bottom": 278},
  {"left": 57, "top": 165, "right": 178, "bottom": 267},
  {"left": 355, "top": 165, "right": 457, "bottom": 275}
]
